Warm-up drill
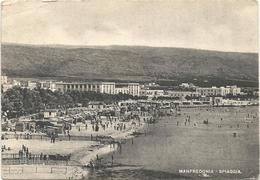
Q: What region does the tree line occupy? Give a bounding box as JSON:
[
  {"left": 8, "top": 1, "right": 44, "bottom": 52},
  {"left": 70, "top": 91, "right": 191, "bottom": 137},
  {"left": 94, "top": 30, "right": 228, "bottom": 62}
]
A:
[{"left": 1, "top": 87, "right": 147, "bottom": 119}]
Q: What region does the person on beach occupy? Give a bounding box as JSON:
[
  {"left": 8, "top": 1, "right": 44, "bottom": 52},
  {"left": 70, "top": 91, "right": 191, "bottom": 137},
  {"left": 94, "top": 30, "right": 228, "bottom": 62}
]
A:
[{"left": 68, "top": 133, "right": 71, "bottom": 141}]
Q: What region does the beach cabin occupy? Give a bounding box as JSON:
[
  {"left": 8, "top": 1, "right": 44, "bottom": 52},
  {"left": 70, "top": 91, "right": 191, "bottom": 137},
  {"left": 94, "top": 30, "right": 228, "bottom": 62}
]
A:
[
  {"left": 15, "top": 120, "right": 36, "bottom": 132},
  {"left": 43, "top": 109, "right": 59, "bottom": 119},
  {"left": 87, "top": 101, "right": 106, "bottom": 110}
]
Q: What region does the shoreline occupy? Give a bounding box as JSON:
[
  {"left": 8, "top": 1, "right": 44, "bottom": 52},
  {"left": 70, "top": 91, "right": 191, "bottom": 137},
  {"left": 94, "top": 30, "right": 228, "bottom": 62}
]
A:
[{"left": 1, "top": 117, "right": 149, "bottom": 179}]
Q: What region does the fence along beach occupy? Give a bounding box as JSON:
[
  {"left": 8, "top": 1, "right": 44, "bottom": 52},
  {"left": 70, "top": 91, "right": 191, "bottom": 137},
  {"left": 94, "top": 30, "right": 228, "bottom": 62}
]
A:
[{"left": 1, "top": 107, "right": 151, "bottom": 179}]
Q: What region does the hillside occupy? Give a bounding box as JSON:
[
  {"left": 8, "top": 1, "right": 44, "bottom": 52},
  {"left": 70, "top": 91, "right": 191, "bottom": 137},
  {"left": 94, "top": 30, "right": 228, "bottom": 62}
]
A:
[{"left": 1, "top": 44, "right": 258, "bottom": 86}]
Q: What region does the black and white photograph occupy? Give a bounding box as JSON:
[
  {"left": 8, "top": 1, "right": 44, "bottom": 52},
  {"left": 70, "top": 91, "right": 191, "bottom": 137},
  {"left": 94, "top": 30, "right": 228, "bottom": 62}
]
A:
[{"left": 1, "top": 0, "right": 259, "bottom": 179}]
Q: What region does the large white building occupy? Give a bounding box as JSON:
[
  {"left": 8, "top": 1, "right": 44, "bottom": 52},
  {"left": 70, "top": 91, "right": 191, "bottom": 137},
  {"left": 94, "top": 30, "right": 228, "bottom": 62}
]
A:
[
  {"left": 228, "top": 85, "right": 241, "bottom": 95},
  {"left": 165, "top": 90, "right": 200, "bottom": 98},
  {"left": 127, "top": 83, "right": 140, "bottom": 96},
  {"left": 1, "top": 76, "right": 22, "bottom": 92},
  {"left": 115, "top": 85, "right": 129, "bottom": 95},
  {"left": 38, "top": 81, "right": 57, "bottom": 92},
  {"left": 56, "top": 82, "right": 115, "bottom": 94},
  {"left": 115, "top": 83, "right": 140, "bottom": 96},
  {"left": 26, "top": 81, "right": 38, "bottom": 90},
  {"left": 196, "top": 86, "right": 241, "bottom": 97},
  {"left": 1, "top": 75, "right": 8, "bottom": 84},
  {"left": 100, "top": 82, "right": 116, "bottom": 94},
  {"left": 140, "top": 89, "right": 164, "bottom": 98},
  {"left": 56, "top": 81, "right": 140, "bottom": 96}
]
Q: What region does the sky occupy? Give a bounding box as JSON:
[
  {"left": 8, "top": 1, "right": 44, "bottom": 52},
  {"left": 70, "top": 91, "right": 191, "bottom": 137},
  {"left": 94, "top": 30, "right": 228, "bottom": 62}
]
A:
[{"left": 1, "top": 0, "right": 258, "bottom": 52}]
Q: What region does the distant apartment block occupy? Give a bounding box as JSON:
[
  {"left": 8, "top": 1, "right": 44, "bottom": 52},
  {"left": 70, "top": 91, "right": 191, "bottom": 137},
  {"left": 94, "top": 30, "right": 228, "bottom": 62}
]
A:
[
  {"left": 140, "top": 89, "right": 164, "bottom": 98},
  {"left": 1, "top": 75, "right": 8, "bottom": 84},
  {"left": 37, "top": 81, "right": 57, "bottom": 92},
  {"left": 26, "top": 81, "right": 38, "bottom": 90},
  {"left": 179, "top": 83, "right": 196, "bottom": 89},
  {"left": 115, "top": 84, "right": 129, "bottom": 94},
  {"left": 56, "top": 82, "right": 140, "bottom": 96},
  {"left": 196, "top": 86, "right": 241, "bottom": 97},
  {"left": 165, "top": 90, "right": 200, "bottom": 98},
  {"left": 56, "top": 82, "right": 113, "bottom": 94},
  {"left": 227, "top": 85, "right": 241, "bottom": 96},
  {"left": 1, "top": 75, "right": 22, "bottom": 92},
  {"left": 100, "top": 82, "right": 116, "bottom": 94},
  {"left": 127, "top": 83, "right": 140, "bottom": 96}
]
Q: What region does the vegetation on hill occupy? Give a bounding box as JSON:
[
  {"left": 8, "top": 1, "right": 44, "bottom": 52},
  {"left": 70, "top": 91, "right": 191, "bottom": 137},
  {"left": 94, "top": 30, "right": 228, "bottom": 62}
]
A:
[{"left": 1, "top": 44, "right": 258, "bottom": 86}]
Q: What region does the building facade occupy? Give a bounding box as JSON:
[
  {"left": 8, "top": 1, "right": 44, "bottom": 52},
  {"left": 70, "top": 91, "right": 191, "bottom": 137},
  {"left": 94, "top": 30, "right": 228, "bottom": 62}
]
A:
[
  {"left": 1, "top": 75, "right": 8, "bottom": 84},
  {"left": 127, "top": 83, "right": 140, "bottom": 96},
  {"left": 115, "top": 86, "right": 129, "bottom": 95},
  {"left": 56, "top": 82, "right": 116, "bottom": 94},
  {"left": 165, "top": 90, "right": 200, "bottom": 98},
  {"left": 140, "top": 89, "right": 164, "bottom": 98},
  {"left": 228, "top": 85, "right": 241, "bottom": 95},
  {"left": 38, "top": 81, "right": 57, "bottom": 92},
  {"left": 100, "top": 82, "right": 116, "bottom": 94},
  {"left": 196, "top": 86, "right": 241, "bottom": 97}
]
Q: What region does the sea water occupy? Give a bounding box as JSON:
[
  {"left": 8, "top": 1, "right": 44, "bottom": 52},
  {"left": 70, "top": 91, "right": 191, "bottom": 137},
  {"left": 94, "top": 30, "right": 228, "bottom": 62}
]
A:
[{"left": 87, "top": 106, "right": 259, "bottom": 180}]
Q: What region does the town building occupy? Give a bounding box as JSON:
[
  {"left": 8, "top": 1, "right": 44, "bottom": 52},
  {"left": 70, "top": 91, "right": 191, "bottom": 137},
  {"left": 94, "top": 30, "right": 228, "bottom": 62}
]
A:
[
  {"left": 140, "top": 89, "right": 164, "bottom": 98},
  {"left": 179, "top": 83, "right": 196, "bottom": 89},
  {"left": 43, "top": 109, "right": 59, "bottom": 119},
  {"left": 55, "top": 81, "right": 140, "bottom": 96},
  {"left": 253, "top": 91, "right": 259, "bottom": 96},
  {"left": 196, "top": 86, "right": 241, "bottom": 97},
  {"left": 56, "top": 82, "right": 115, "bottom": 94},
  {"left": 2, "top": 84, "right": 13, "bottom": 92},
  {"left": 1, "top": 75, "right": 8, "bottom": 84},
  {"left": 100, "top": 82, "right": 116, "bottom": 94},
  {"left": 87, "top": 101, "right": 107, "bottom": 110},
  {"left": 37, "top": 81, "right": 57, "bottom": 92},
  {"left": 127, "top": 83, "right": 140, "bottom": 96},
  {"left": 165, "top": 90, "right": 200, "bottom": 98},
  {"left": 115, "top": 84, "right": 129, "bottom": 94},
  {"left": 26, "top": 81, "right": 38, "bottom": 90},
  {"left": 12, "top": 80, "right": 21, "bottom": 86},
  {"left": 1, "top": 76, "right": 22, "bottom": 92},
  {"left": 227, "top": 85, "right": 241, "bottom": 95}
]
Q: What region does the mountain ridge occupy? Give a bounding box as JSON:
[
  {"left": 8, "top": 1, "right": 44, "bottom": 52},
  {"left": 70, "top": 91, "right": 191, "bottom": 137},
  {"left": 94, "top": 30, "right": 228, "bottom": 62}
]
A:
[{"left": 1, "top": 43, "right": 258, "bottom": 86}]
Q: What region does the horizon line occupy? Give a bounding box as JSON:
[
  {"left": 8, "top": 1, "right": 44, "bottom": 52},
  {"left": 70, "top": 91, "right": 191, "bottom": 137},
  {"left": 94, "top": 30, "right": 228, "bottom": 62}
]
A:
[{"left": 2, "top": 42, "right": 258, "bottom": 54}]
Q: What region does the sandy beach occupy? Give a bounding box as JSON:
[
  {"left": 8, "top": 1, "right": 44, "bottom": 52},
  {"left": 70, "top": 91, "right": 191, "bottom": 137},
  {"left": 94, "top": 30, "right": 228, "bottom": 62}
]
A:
[{"left": 1, "top": 116, "right": 148, "bottom": 179}]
